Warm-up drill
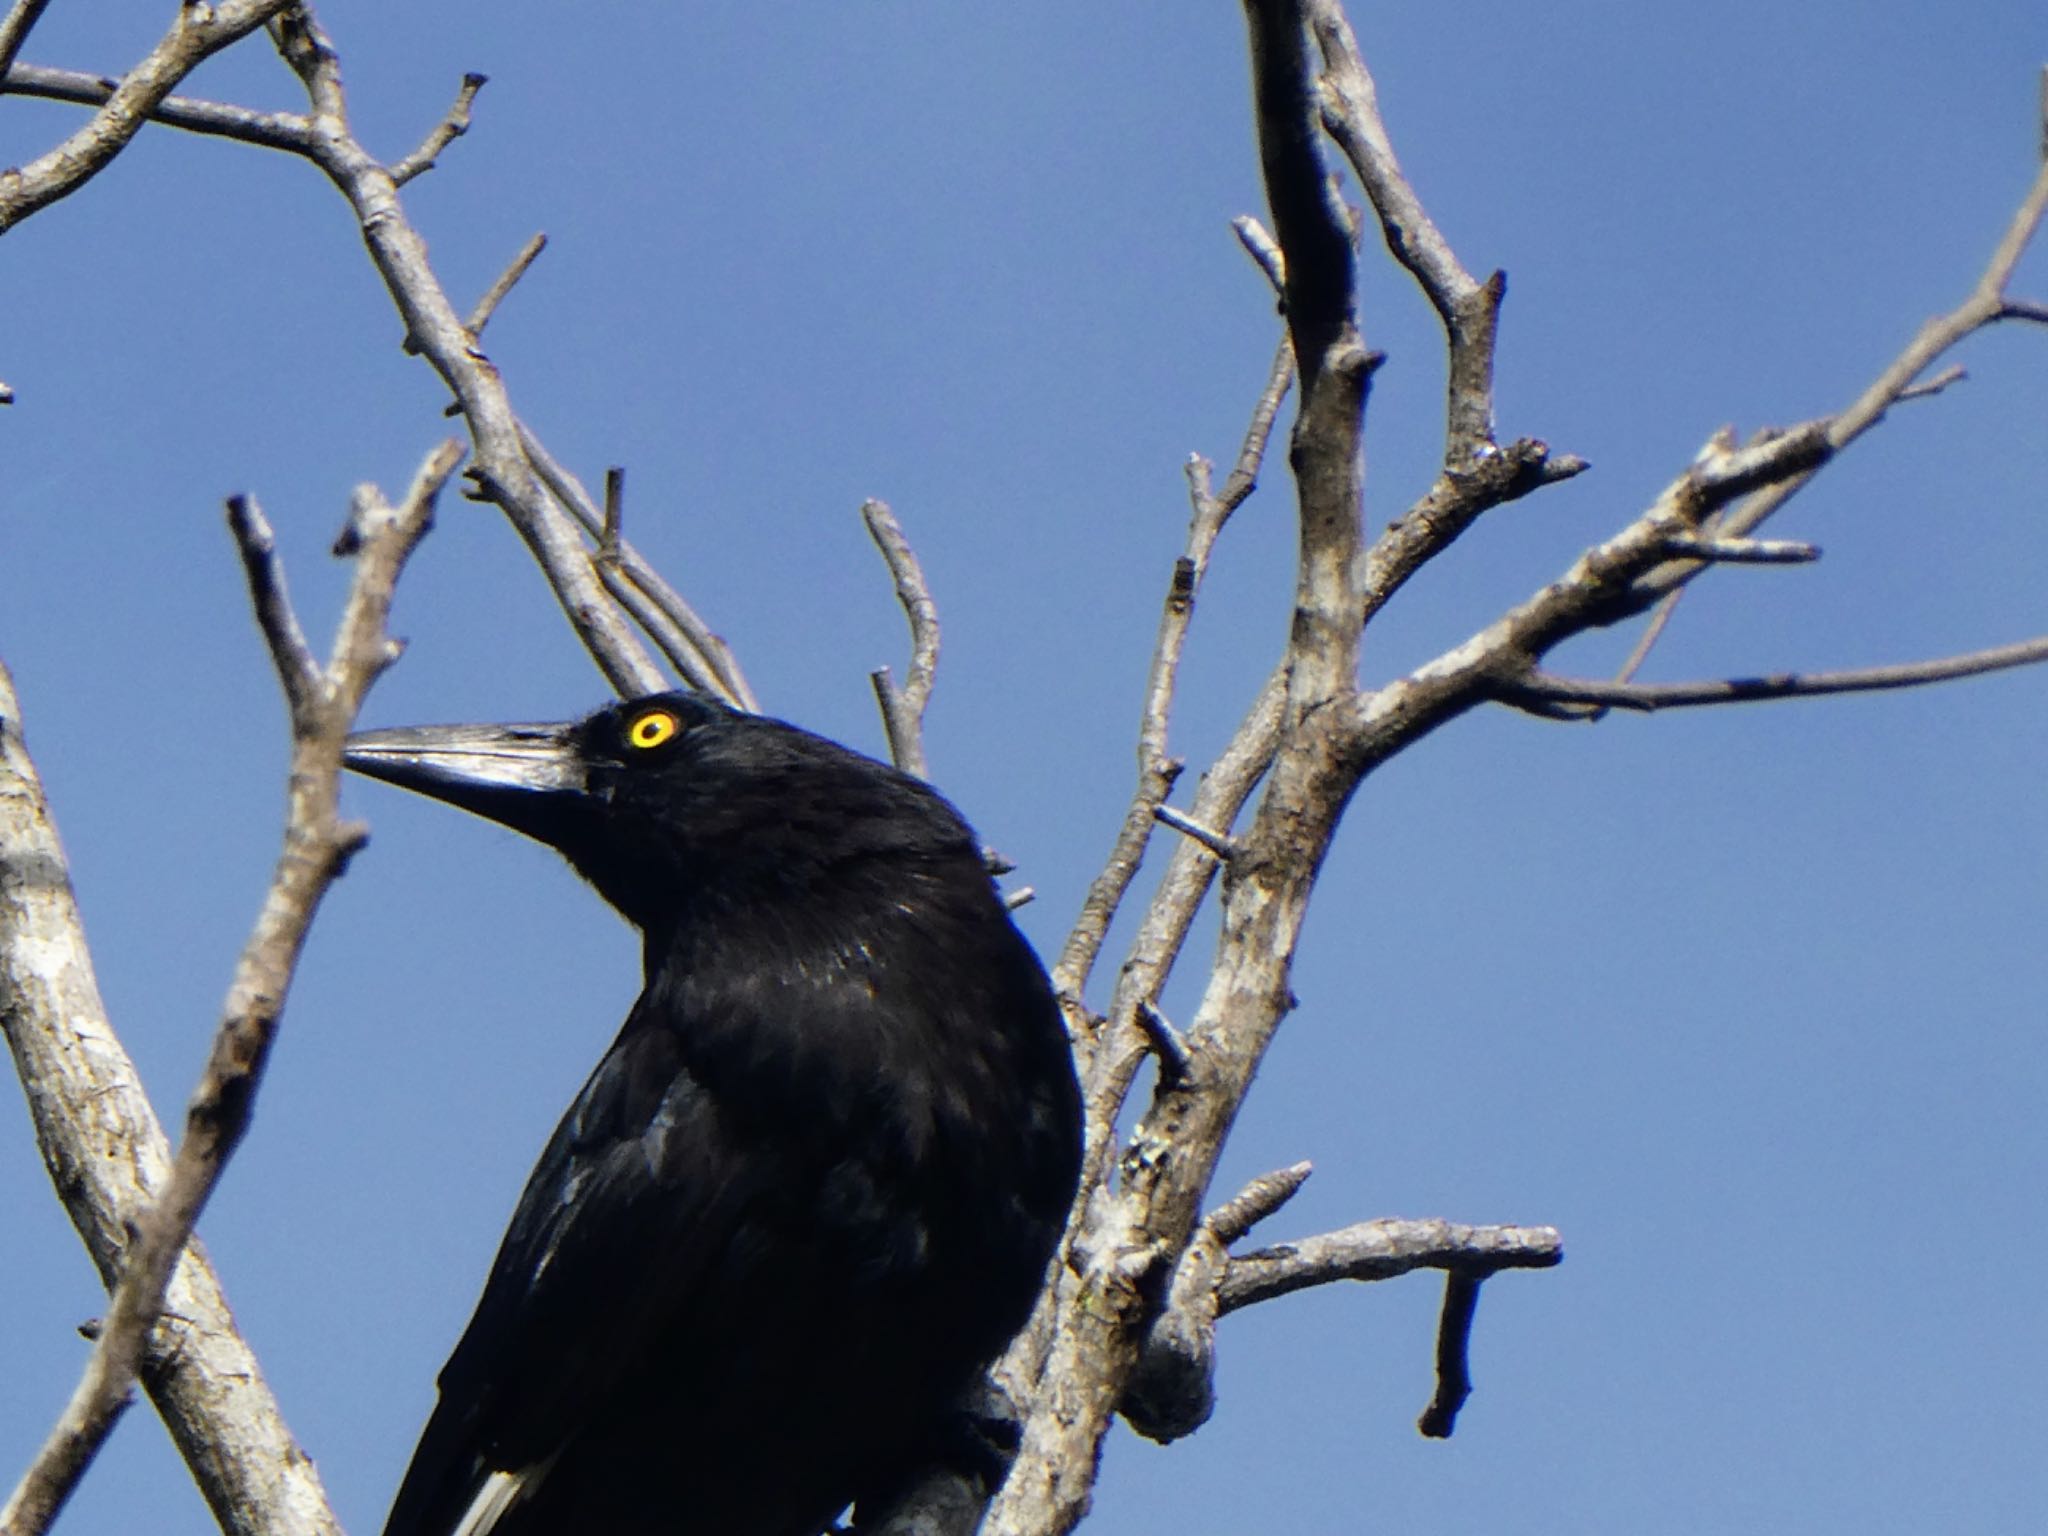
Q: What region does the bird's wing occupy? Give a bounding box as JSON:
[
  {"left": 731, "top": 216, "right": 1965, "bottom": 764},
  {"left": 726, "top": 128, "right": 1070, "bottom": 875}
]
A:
[{"left": 381, "top": 1005, "right": 757, "bottom": 1536}]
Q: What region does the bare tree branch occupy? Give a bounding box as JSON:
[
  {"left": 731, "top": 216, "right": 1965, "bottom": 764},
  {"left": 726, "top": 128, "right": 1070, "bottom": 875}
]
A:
[
  {"left": 1218, "top": 1218, "right": 1563, "bottom": 1313},
  {"left": 1132, "top": 1001, "right": 1193, "bottom": 1084},
  {"left": 1628, "top": 141, "right": 2048, "bottom": 603},
  {"left": 1, "top": 676, "right": 344, "bottom": 1536},
  {"left": 228, "top": 501, "right": 323, "bottom": 719},
  {"left": 1231, "top": 213, "right": 1286, "bottom": 293},
  {"left": 388, "top": 69, "right": 485, "bottom": 186},
  {"left": 1305, "top": 0, "right": 1491, "bottom": 447},
  {"left": 1150, "top": 804, "right": 1239, "bottom": 862},
  {"left": 1658, "top": 534, "right": 1819, "bottom": 565},
  {"left": 1, "top": 62, "right": 313, "bottom": 153},
  {"left": 0, "top": 0, "right": 54, "bottom": 84},
  {"left": 1048, "top": 335, "right": 1290, "bottom": 1023},
  {"left": 1416, "top": 1273, "right": 1482, "bottom": 1439},
  {"left": 1203, "top": 1160, "right": 1313, "bottom": 1246},
  {"left": 1501, "top": 634, "right": 2048, "bottom": 715},
  {"left": 2, "top": 441, "right": 456, "bottom": 1536},
  {"left": 985, "top": 5, "right": 1386, "bottom": 1528},
  {"left": 464, "top": 231, "right": 548, "bottom": 340},
  {"left": 267, "top": 7, "right": 670, "bottom": 699},
  {"left": 863, "top": 500, "right": 940, "bottom": 780},
  {"left": 515, "top": 424, "right": 756, "bottom": 709},
  {"left": 0, "top": 0, "right": 299, "bottom": 232}
]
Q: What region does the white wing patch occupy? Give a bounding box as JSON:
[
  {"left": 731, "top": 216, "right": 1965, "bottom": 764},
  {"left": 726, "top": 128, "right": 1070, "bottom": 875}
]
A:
[{"left": 452, "top": 1458, "right": 556, "bottom": 1536}]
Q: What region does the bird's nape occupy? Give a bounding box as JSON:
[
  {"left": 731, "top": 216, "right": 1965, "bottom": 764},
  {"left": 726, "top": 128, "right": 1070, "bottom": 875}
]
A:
[{"left": 346, "top": 693, "right": 1083, "bottom": 1536}]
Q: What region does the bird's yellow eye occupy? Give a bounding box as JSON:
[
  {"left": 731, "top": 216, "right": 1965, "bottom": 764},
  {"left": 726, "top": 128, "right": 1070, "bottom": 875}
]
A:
[{"left": 626, "top": 709, "right": 680, "bottom": 750}]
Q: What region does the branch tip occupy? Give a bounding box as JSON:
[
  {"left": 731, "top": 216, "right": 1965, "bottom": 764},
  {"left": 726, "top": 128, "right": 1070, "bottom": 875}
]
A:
[
  {"left": 1416, "top": 1272, "right": 1482, "bottom": 1439},
  {"left": 1133, "top": 1001, "right": 1193, "bottom": 1083},
  {"left": 1204, "top": 1160, "right": 1313, "bottom": 1246},
  {"left": 1151, "top": 803, "right": 1238, "bottom": 861}
]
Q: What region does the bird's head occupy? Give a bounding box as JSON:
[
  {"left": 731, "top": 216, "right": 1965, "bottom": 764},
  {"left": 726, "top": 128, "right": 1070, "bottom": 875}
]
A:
[{"left": 343, "top": 692, "right": 985, "bottom": 931}]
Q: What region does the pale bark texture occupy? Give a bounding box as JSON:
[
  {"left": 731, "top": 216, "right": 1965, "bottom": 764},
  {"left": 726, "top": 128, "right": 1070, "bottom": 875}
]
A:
[{"left": 0, "top": 4, "right": 2043, "bottom": 1535}]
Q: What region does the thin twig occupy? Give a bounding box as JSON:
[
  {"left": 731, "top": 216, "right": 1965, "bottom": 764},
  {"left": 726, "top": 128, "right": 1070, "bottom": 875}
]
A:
[
  {"left": 1632, "top": 149, "right": 2048, "bottom": 600},
  {"left": 1897, "top": 362, "right": 1967, "bottom": 401},
  {"left": 1658, "top": 534, "right": 1820, "bottom": 565},
  {"left": 1416, "top": 1273, "right": 1482, "bottom": 1438},
  {"left": 1213, "top": 337, "right": 1295, "bottom": 514},
  {"left": 0, "top": 701, "right": 342, "bottom": 1532},
  {"left": 1502, "top": 633, "right": 2048, "bottom": 715},
  {"left": 1, "top": 62, "right": 313, "bottom": 153},
  {"left": 1611, "top": 588, "right": 1685, "bottom": 688},
  {"left": 268, "top": 7, "right": 669, "bottom": 699},
  {"left": 1203, "top": 1161, "right": 1313, "bottom": 1246},
  {"left": 1218, "top": 1218, "right": 1563, "bottom": 1314},
  {"left": 516, "top": 421, "right": 754, "bottom": 707},
  {"left": 600, "top": 467, "right": 624, "bottom": 556},
  {"left": 1133, "top": 1001, "right": 1193, "bottom": 1084},
  {"left": 1049, "top": 336, "right": 1290, "bottom": 1017},
  {"left": 388, "top": 71, "right": 485, "bottom": 186},
  {"left": 1306, "top": 0, "right": 1499, "bottom": 455},
  {"left": 0, "top": 0, "right": 56, "bottom": 85},
  {"left": 1231, "top": 213, "right": 1287, "bottom": 295},
  {"left": 0, "top": 0, "right": 300, "bottom": 233},
  {"left": 225, "top": 497, "right": 321, "bottom": 720},
  {"left": 0, "top": 441, "right": 458, "bottom": 1536},
  {"left": 1152, "top": 803, "right": 1239, "bottom": 861},
  {"left": 861, "top": 500, "right": 940, "bottom": 780},
  {"left": 464, "top": 231, "right": 547, "bottom": 340}
]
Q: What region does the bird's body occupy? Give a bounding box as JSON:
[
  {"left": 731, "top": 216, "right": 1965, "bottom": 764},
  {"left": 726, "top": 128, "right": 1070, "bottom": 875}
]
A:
[{"left": 345, "top": 695, "right": 1081, "bottom": 1536}]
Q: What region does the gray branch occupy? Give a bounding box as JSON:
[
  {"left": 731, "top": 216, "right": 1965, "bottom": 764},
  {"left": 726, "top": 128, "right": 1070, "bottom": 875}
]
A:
[
  {"left": 1, "top": 440, "right": 459, "bottom": 1536},
  {"left": 1220, "top": 1218, "right": 1564, "bottom": 1314},
  {"left": 862, "top": 500, "right": 941, "bottom": 780},
  {"left": 0, "top": 1, "right": 54, "bottom": 84},
  {"left": 0, "top": 0, "right": 300, "bottom": 233},
  {"left": 1502, "top": 633, "right": 2048, "bottom": 716}
]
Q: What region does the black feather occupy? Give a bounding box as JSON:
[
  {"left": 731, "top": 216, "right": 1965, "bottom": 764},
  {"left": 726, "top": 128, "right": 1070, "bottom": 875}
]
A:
[{"left": 347, "top": 693, "right": 1081, "bottom": 1536}]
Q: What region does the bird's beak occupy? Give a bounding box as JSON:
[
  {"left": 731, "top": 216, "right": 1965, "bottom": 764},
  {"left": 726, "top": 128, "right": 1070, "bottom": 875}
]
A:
[{"left": 344, "top": 721, "right": 586, "bottom": 830}]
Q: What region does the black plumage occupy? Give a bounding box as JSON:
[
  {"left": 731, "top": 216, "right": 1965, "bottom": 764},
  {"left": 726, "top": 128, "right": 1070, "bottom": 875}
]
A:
[{"left": 344, "top": 692, "right": 1081, "bottom": 1536}]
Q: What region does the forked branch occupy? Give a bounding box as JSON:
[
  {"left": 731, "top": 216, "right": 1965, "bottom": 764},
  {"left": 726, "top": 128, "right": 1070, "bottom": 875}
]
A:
[
  {"left": 863, "top": 500, "right": 941, "bottom": 780},
  {"left": 0, "top": 441, "right": 458, "bottom": 1536}
]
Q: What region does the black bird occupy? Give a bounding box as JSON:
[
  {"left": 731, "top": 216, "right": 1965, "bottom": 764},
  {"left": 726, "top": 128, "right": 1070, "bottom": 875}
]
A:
[{"left": 345, "top": 692, "right": 1081, "bottom": 1536}]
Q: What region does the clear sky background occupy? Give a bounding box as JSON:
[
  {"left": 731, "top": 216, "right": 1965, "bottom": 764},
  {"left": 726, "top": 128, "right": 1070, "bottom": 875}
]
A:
[{"left": 3, "top": 5, "right": 2045, "bottom": 1534}]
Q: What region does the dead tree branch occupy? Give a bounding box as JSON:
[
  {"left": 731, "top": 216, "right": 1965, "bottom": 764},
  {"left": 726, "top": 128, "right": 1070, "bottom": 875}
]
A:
[
  {"left": 387, "top": 70, "right": 485, "bottom": 186},
  {"left": 1, "top": 441, "right": 456, "bottom": 1536},
  {"left": 984, "top": 5, "right": 1384, "bottom": 1529},
  {"left": 265, "top": 7, "right": 667, "bottom": 698},
  {"left": 863, "top": 500, "right": 941, "bottom": 779},
  {"left": 0, "top": 677, "right": 346, "bottom": 1536},
  {"left": 1047, "top": 330, "right": 1291, "bottom": 1049},
  {"left": 1203, "top": 1161, "right": 1314, "bottom": 1246},
  {"left": 1416, "top": 1273, "right": 1482, "bottom": 1439},
  {"left": 1502, "top": 633, "right": 2048, "bottom": 716},
  {"left": 516, "top": 426, "right": 755, "bottom": 708},
  {"left": 1, "top": 63, "right": 314, "bottom": 153},
  {"left": 464, "top": 231, "right": 548, "bottom": 340},
  {"left": 1218, "top": 1218, "right": 1564, "bottom": 1313},
  {"left": 0, "top": 0, "right": 299, "bottom": 232},
  {"left": 0, "top": 1, "right": 54, "bottom": 84}
]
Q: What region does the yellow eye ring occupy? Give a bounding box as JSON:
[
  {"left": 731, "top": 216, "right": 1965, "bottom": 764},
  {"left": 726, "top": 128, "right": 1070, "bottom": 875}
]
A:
[{"left": 626, "top": 709, "right": 681, "bottom": 750}]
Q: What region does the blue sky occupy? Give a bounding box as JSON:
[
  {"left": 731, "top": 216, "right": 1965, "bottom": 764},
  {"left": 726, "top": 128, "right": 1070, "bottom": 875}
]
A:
[{"left": 3, "top": 4, "right": 2045, "bottom": 1534}]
